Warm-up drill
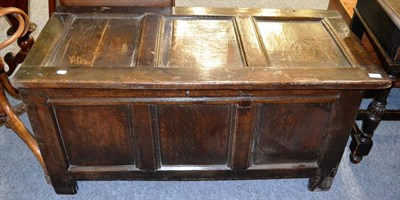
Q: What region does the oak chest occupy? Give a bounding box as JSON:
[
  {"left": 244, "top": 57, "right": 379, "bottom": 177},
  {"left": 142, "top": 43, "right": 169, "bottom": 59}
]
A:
[{"left": 12, "top": 7, "right": 390, "bottom": 194}]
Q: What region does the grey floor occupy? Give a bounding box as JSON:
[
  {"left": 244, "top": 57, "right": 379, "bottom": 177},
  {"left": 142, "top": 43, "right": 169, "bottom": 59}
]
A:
[{"left": 1, "top": 0, "right": 400, "bottom": 199}]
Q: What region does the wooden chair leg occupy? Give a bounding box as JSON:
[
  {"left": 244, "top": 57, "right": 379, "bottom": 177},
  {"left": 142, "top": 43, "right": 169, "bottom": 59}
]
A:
[
  {"left": 1, "top": 6, "right": 49, "bottom": 182},
  {"left": 4, "top": 25, "right": 35, "bottom": 76},
  {"left": 0, "top": 87, "right": 44, "bottom": 170},
  {"left": 0, "top": 60, "right": 49, "bottom": 179}
]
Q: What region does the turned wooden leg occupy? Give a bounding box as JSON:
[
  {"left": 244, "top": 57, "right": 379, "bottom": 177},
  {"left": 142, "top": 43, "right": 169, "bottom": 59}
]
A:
[
  {"left": 350, "top": 13, "right": 365, "bottom": 40},
  {"left": 349, "top": 88, "right": 391, "bottom": 164},
  {"left": 4, "top": 24, "right": 35, "bottom": 76}
]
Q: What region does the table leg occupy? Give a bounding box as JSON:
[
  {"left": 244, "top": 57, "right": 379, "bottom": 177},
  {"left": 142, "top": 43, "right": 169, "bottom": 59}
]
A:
[{"left": 349, "top": 88, "right": 391, "bottom": 163}]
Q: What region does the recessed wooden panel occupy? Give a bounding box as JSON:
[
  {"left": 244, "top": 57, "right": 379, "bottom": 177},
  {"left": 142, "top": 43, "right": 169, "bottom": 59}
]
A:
[
  {"left": 49, "top": 16, "right": 142, "bottom": 67},
  {"left": 159, "top": 17, "right": 245, "bottom": 68},
  {"left": 252, "top": 103, "right": 334, "bottom": 165},
  {"left": 255, "top": 19, "right": 351, "bottom": 68},
  {"left": 54, "top": 105, "right": 135, "bottom": 166},
  {"left": 156, "top": 104, "right": 232, "bottom": 165}
]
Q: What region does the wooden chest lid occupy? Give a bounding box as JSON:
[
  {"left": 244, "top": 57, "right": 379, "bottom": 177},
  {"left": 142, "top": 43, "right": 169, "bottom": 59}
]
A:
[{"left": 13, "top": 7, "right": 391, "bottom": 90}]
